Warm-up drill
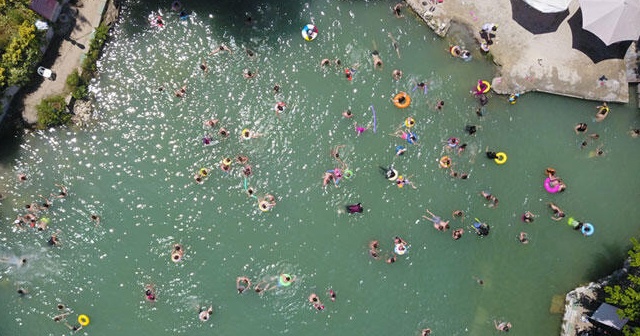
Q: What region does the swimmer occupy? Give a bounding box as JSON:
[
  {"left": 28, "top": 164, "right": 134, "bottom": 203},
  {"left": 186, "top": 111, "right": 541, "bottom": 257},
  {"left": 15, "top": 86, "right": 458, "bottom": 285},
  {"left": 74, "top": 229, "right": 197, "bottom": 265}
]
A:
[
  {"left": 253, "top": 281, "right": 270, "bottom": 294},
  {"left": 421, "top": 328, "right": 432, "bottom": 336},
  {"left": 478, "top": 94, "right": 489, "bottom": 105},
  {"left": 204, "top": 118, "right": 219, "bottom": 127},
  {"left": 242, "top": 165, "right": 252, "bottom": 177},
  {"left": 545, "top": 167, "right": 556, "bottom": 178},
  {"left": 63, "top": 322, "right": 83, "bottom": 333},
  {"left": 198, "top": 306, "right": 213, "bottom": 321},
  {"left": 308, "top": 293, "right": 320, "bottom": 303},
  {"left": 630, "top": 129, "right": 640, "bottom": 138},
  {"left": 241, "top": 129, "right": 262, "bottom": 140},
  {"left": 48, "top": 232, "right": 60, "bottom": 246},
  {"left": 396, "top": 175, "right": 417, "bottom": 189},
  {"left": 435, "top": 100, "right": 445, "bottom": 110},
  {"left": 354, "top": 122, "right": 370, "bottom": 136},
  {"left": 522, "top": 211, "right": 534, "bottom": 223},
  {"left": 548, "top": 202, "right": 565, "bottom": 221},
  {"left": 273, "top": 84, "right": 280, "bottom": 94},
  {"left": 369, "top": 240, "right": 379, "bottom": 250},
  {"left": 386, "top": 255, "right": 397, "bottom": 264},
  {"left": 264, "top": 194, "right": 277, "bottom": 207},
  {"left": 595, "top": 102, "right": 610, "bottom": 122},
  {"left": 518, "top": 232, "right": 529, "bottom": 244},
  {"left": 275, "top": 102, "right": 286, "bottom": 116},
  {"left": 347, "top": 203, "right": 364, "bottom": 213},
  {"left": 371, "top": 50, "right": 383, "bottom": 68},
  {"left": 17, "top": 173, "right": 27, "bottom": 182},
  {"left": 480, "top": 191, "right": 499, "bottom": 208},
  {"left": 145, "top": 284, "right": 157, "bottom": 302},
  {"left": 589, "top": 145, "right": 605, "bottom": 158},
  {"left": 328, "top": 289, "right": 336, "bottom": 301},
  {"left": 485, "top": 150, "right": 498, "bottom": 159},
  {"left": 392, "top": 69, "right": 403, "bottom": 80},
  {"left": 423, "top": 209, "right": 450, "bottom": 231},
  {"left": 245, "top": 48, "right": 256, "bottom": 58},
  {"left": 17, "top": 287, "right": 28, "bottom": 296},
  {"left": 320, "top": 58, "right": 331, "bottom": 66},
  {"left": 457, "top": 143, "right": 467, "bottom": 156},
  {"left": 393, "top": 2, "right": 404, "bottom": 18},
  {"left": 171, "top": 244, "right": 184, "bottom": 262},
  {"left": 53, "top": 312, "right": 71, "bottom": 322},
  {"left": 388, "top": 33, "right": 401, "bottom": 58},
  {"left": 574, "top": 122, "right": 588, "bottom": 134},
  {"left": 243, "top": 69, "right": 257, "bottom": 79},
  {"left": 369, "top": 249, "right": 380, "bottom": 259},
  {"left": 322, "top": 172, "right": 335, "bottom": 187},
  {"left": 38, "top": 195, "right": 52, "bottom": 210},
  {"left": 280, "top": 274, "right": 295, "bottom": 286},
  {"left": 465, "top": 125, "right": 478, "bottom": 135},
  {"left": 494, "top": 320, "right": 512, "bottom": 332},
  {"left": 330, "top": 144, "right": 346, "bottom": 166},
  {"left": 52, "top": 183, "right": 68, "bottom": 199},
  {"left": 209, "top": 44, "right": 232, "bottom": 55},
  {"left": 413, "top": 81, "right": 428, "bottom": 94},
  {"left": 313, "top": 302, "right": 325, "bottom": 311},
  {"left": 246, "top": 187, "right": 255, "bottom": 197},
  {"left": 381, "top": 165, "right": 398, "bottom": 180},
  {"left": 199, "top": 59, "right": 208, "bottom": 74},
  {"left": 452, "top": 228, "right": 464, "bottom": 240},
  {"left": 395, "top": 146, "right": 407, "bottom": 156},
  {"left": 473, "top": 276, "right": 484, "bottom": 285},
  {"left": 218, "top": 127, "right": 229, "bottom": 138},
  {"left": 452, "top": 210, "right": 464, "bottom": 219},
  {"left": 334, "top": 59, "right": 342, "bottom": 66},
  {"left": 175, "top": 85, "right": 187, "bottom": 98},
  {"left": 236, "top": 276, "right": 251, "bottom": 294},
  {"left": 342, "top": 109, "right": 353, "bottom": 118},
  {"left": 231, "top": 156, "right": 247, "bottom": 165}
]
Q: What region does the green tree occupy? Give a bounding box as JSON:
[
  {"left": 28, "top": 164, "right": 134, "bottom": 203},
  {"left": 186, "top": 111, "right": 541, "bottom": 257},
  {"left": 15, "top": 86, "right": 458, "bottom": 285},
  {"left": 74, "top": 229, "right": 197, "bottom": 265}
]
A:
[
  {"left": 605, "top": 238, "right": 640, "bottom": 335},
  {"left": 36, "top": 95, "right": 71, "bottom": 129}
]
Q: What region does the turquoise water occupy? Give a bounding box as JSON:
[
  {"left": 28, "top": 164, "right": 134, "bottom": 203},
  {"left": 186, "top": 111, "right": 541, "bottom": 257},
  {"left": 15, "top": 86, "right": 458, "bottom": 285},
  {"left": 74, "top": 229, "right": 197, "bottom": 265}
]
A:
[{"left": 1, "top": 0, "right": 640, "bottom": 335}]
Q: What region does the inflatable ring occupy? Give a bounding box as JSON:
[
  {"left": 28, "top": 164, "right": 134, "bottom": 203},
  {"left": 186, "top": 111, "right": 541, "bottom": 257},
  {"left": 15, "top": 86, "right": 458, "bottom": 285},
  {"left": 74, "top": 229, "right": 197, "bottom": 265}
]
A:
[
  {"left": 387, "top": 168, "right": 398, "bottom": 181},
  {"left": 543, "top": 177, "right": 560, "bottom": 194},
  {"left": 449, "top": 45, "right": 461, "bottom": 57},
  {"left": 259, "top": 200, "right": 271, "bottom": 212},
  {"left": 241, "top": 129, "right": 252, "bottom": 140},
  {"left": 477, "top": 80, "right": 491, "bottom": 94},
  {"left": 279, "top": 274, "right": 293, "bottom": 286},
  {"left": 343, "top": 169, "right": 353, "bottom": 179},
  {"left": 199, "top": 168, "right": 208, "bottom": 177},
  {"left": 494, "top": 152, "right": 507, "bottom": 165},
  {"left": 581, "top": 223, "right": 594, "bottom": 236},
  {"left": 393, "top": 92, "right": 411, "bottom": 109},
  {"left": 171, "top": 252, "right": 182, "bottom": 262},
  {"left": 406, "top": 132, "right": 418, "bottom": 145},
  {"left": 404, "top": 117, "right": 415, "bottom": 128},
  {"left": 439, "top": 156, "right": 451, "bottom": 169},
  {"left": 394, "top": 244, "right": 407, "bottom": 255},
  {"left": 599, "top": 106, "right": 610, "bottom": 114},
  {"left": 301, "top": 24, "right": 318, "bottom": 41},
  {"left": 222, "top": 158, "right": 232, "bottom": 166},
  {"left": 78, "top": 314, "right": 90, "bottom": 326}
]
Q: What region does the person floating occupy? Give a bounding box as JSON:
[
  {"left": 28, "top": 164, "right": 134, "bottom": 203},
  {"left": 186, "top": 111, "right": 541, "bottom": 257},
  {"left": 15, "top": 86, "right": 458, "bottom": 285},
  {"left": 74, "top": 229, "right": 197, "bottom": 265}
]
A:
[{"left": 346, "top": 203, "right": 363, "bottom": 214}]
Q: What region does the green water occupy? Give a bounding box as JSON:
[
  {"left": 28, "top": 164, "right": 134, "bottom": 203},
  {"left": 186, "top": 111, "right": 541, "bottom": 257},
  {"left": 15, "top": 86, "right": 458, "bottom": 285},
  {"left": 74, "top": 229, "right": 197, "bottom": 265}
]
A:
[{"left": 1, "top": 0, "right": 640, "bottom": 335}]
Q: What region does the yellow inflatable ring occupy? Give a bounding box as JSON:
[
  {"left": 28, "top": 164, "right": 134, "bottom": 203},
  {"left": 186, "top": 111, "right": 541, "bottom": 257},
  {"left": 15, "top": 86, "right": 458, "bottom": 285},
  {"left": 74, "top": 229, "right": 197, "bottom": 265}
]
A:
[
  {"left": 199, "top": 168, "right": 208, "bottom": 176},
  {"left": 439, "top": 156, "right": 451, "bottom": 169},
  {"left": 404, "top": 117, "right": 415, "bottom": 128},
  {"left": 78, "top": 314, "right": 90, "bottom": 326},
  {"left": 241, "top": 129, "right": 252, "bottom": 140},
  {"left": 494, "top": 152, "right": 507, "bottom": 165},
  {"left": 222, "top": 158, "right": 232, "bottom": 166},
  {"left": 259, "top": 200, "right": 270, "bottom": 212},
  {"left": 449, "top": 45, "right": 461, "bottom": 57},
  {"left": 477, "top": 80, "right": 491, "bottom": 94},
  {"left": 393, "top": 92, "right": 411, "bottom": 109}
]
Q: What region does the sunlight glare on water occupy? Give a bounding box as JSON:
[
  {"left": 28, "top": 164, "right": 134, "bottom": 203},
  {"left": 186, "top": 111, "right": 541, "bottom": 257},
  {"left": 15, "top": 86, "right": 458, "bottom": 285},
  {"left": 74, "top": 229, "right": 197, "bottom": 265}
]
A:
[{"left": 1, "top": 0, "right": 640, "bottom": 335}]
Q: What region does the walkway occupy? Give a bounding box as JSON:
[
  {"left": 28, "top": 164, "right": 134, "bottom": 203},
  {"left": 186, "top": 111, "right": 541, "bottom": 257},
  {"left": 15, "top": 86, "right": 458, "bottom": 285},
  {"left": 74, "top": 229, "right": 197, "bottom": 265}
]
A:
[
  {"left": 405, "top": 0, "right": 630, "bottom": 103},
  {"left": 21, "top": 0, "right": 109, "bottom": 124}
]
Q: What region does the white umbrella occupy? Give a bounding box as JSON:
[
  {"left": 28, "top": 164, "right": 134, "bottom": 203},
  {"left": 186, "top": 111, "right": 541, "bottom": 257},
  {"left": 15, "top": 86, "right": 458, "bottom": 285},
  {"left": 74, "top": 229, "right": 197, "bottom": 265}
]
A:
[
  {"left": 579, "top": 0, "right": 640, "bottom": 45},
  {"left": 523, "top": 0, "right": 573, "bottom": 13}
]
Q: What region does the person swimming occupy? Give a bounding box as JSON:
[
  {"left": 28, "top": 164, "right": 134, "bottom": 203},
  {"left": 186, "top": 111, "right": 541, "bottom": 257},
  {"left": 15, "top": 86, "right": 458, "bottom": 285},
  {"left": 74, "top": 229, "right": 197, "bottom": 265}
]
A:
[
  {"left": 346, "top": 203, "right": 363, "bottom": 214},
  {"left": 380, "top": 166, "right": 398, "bottom": 181}
]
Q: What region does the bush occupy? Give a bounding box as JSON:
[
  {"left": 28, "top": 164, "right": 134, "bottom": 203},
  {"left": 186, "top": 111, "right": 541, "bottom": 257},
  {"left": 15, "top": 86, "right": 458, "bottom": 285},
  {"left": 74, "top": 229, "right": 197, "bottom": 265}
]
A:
[
  {"left": 66, "top": 68, "right": 88, "bottom": 99},
  {"left": 80, "top": 23, "right": 110, "bottom": 81},
  {"left": 604, "top": 238, "right": 640, "bottom": 336},
  {"left": 36, "top": 95, "right": 71, "bottom": 129}
]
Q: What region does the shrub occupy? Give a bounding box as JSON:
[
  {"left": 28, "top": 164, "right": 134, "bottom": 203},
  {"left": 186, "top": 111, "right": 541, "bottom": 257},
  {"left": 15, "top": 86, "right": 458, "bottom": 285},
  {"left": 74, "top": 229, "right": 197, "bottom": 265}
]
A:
[
  {"left": 36, "top": 95, "right": 71, "bottom": 129},
  {"left": 604, "top": 238, "right": 640, "bottom": 336}
]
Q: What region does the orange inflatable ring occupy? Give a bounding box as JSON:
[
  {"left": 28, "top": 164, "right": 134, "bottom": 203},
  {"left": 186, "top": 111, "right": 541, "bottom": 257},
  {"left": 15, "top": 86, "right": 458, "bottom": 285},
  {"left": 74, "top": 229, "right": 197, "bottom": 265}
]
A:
[
  {"left": 393, "top": 92, "right": 411, "bottom": 109},
  {"left": 439, "top": 156, "right": 451, "bottom": 169}
]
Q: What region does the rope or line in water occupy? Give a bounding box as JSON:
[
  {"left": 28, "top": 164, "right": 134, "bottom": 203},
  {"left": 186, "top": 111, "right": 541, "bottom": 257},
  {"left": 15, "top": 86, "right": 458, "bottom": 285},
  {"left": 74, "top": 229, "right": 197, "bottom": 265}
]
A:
[
  {"left": 244, "top": 177, "right": 258, "bottom": 199},
  {"left": 370, "top": 105, "right": 377, "bottom": 133}
]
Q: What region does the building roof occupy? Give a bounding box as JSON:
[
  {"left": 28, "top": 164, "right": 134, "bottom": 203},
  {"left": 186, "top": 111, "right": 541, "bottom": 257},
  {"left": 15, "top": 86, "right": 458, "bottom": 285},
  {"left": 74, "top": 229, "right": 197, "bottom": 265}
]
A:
[
  {"left": 590, "top": 303, "right": 629, "bottom": 330},
  {"left": 30, "top": 0, "right": 62, "bottom": 22}
]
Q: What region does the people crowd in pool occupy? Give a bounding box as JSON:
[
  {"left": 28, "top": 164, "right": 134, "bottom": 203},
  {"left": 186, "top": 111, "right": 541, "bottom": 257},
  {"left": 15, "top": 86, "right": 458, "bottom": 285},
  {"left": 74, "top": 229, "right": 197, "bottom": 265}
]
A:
[{"left": 5, "top": 3, "right": 636, "bottom": 334}]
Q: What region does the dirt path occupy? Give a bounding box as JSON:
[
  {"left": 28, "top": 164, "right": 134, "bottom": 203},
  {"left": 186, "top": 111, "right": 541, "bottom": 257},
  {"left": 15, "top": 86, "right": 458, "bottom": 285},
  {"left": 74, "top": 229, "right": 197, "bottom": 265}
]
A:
[{"left": 21, "top": 0, "right": 110, "bottom": 124}]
